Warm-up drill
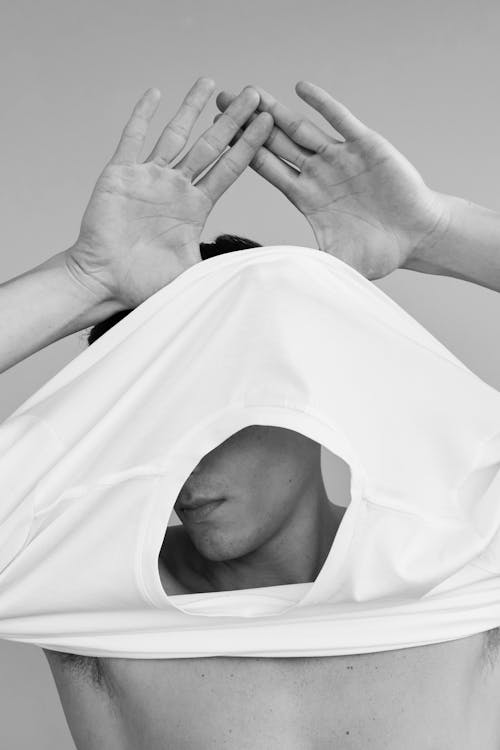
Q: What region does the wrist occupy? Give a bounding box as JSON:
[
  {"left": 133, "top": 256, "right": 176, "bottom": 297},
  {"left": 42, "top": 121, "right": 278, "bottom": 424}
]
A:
[
  {"left": 401, "top": 192, "right": 455, "bottom": 274},
  {"left": 401, "top": 193, "right": 500, "bottom": 292},
  {"left": 0, "top": 249, "right": 126, "bottom": 373},
  {"left": 55, "top": 247, "right": 127, "bottom": 326},
  {"left": 61, "top": 245, "right": 127, "bottom": 321}
]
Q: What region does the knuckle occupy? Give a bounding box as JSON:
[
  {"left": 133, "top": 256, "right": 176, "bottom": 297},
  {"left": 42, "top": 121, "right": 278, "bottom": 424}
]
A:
[
  {"left": 295, "top": 152, "right": 308, "bottom": 170},
  {"left": 128, "top": 111, "right": 148, "bottom": 128},
  {"left": 250, "top": 148, "right": 265, "bottom": 171},
  {"left": 123, "top": 127, "right": 144, "bottom": 143},
  {"left": 223, "top": 155, "right": 242, "bottom": 177},
  {"left": 219, "top": 110, "right": 240, "bottom": 132},
  {"left": 100, "top": 163, "right": 135, "bottom": 184},
  {"left": 336, "top": 112, "right": 350, "bottom": 130},
  {"left": 182, "top": 98, "right": 201, "bottom": 113},
  {"left": 201, "top": 131, "right": 226, "bottom": 154},
  {"left": 265, "top": 123, "right": 279, "bottom": 144},
  {"left": 288, "top": 118, "right": 304, "bottom": 136},
  {"left": 153, "top": 155, "right": 169, "bottom": 167},
  {"left": 315, "top": 140, "right": 335, "bottom": 158},
  {"left": 237, "top": 129, "right": 256, "bottom": 148},
  {"left": 166, "top": 120, "right": 189, "bottom": 140},
  {"left": 265, "top": 128, "right": 277, "bottom": 147}
]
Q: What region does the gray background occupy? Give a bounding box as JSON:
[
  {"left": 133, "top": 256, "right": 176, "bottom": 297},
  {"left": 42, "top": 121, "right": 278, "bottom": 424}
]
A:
[{"left": 2, "top": 0, "right": 500, "bottom": 747}]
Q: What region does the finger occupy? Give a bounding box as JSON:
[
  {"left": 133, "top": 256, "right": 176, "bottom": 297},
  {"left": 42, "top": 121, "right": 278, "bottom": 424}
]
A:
[
  {"left": 174, "top": 86, "right": 261, "bottom": 181},
  {"left": 213, "top": 112, "right": 301, "bottom": 191},
  {"left": 212, "top": 112, "right": 300, "bottom": 196},
  {"left": 246, "top": 145, "right": 299, "bottom": 197},
  {"left": 197, "top": 111, "right": 276, "bottom": 203},
  {"left": 295, "top": 81, "right": 368, "bottom": 140},
  {"left": 214, "top": 97, "right": 313, "bottom": 170},
  {"left": 111, "top": 88, "right": 162, "bottom": 164},
  {"left": 213, "top": 111, "right": 309, "bottom": 169},
  {"left": 147, "top": 77, "right": 215, "bottom": 165},
  {"left": 217, "top": 86, "right": 335, "bottom": 153}
]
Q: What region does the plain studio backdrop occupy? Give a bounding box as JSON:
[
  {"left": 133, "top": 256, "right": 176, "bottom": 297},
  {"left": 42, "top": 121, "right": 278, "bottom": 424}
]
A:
[{"left": 2, "top": 0, "right": 500, "bottom": 747}]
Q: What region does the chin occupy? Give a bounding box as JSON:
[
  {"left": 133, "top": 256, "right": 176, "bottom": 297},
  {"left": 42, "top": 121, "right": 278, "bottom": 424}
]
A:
[{"left": 188, "top": 528, "right": 251, "bottom": 562}]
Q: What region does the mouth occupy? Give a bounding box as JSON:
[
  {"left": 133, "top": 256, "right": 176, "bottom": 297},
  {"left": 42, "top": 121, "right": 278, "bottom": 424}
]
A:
[
  {"left": 178, "top": 498, "right": 226, "bottom": 523},
  {"left": 179, "top": 496, "right": 226, "bottom": 509}
]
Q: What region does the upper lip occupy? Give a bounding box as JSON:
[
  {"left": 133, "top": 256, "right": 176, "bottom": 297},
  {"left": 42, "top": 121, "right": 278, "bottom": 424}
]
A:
[{"left": 178, "top": 497, "right": 225, "bottom": 510}]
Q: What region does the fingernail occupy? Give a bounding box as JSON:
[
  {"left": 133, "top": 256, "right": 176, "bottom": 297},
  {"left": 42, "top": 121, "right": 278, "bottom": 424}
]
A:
[
  {"left": 197, "top": 76, "right": 215, "bottom": 88},
  {"left": 242, "top": 85, "right": 258, "bottom": 97}
]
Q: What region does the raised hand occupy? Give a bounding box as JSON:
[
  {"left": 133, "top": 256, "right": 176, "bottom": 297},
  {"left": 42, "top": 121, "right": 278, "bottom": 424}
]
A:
[
  {"left": 216, "top": 82, "right": 448, "bottom": 280},
  {"left": 65, "top": 79, "right": 273, "bottom": 309}
]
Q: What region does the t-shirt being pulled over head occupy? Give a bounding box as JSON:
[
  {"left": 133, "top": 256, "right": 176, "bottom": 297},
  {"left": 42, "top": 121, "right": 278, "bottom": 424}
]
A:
[{"left": 1, "top": 245, "right": 500, "bottom": 659}]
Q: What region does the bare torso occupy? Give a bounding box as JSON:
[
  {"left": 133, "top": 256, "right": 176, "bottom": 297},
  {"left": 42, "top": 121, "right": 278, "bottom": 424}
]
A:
[
  {"left": 45, "top": 630, "right": 500, "bottom": 750},
  {"left": 43, "top": 527, "right": 500, "bottom": 749}
]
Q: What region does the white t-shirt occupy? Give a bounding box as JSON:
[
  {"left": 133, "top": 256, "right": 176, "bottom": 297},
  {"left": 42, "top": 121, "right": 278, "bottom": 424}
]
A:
[{"left": 1, "top": 245, "right": 500, "bottom": 659}]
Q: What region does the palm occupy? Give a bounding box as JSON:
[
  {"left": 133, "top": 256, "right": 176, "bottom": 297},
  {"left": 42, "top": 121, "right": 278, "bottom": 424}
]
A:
[
  {"left": 294, "top": 134, "right": 443, "bottom": 279},
  {"left": 67, "top": 81, "right": 274, "bottom": 309},
  {"left": 78, "top": 162, "right": 211, "bottom": 306},
  {"left": 87, "top": 163, "right": 211, "bottom": 247},
  {"left": 217, "top": 83, "right": 447, "bottom": 280}
]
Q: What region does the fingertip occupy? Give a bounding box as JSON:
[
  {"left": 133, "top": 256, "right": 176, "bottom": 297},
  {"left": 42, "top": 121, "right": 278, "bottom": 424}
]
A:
[
  {"left": 251, "top": 84, "right": 274, "bottom": 107},
  {"left": 215, "top": 90, "right": 234, "bottom": 109},
  {"left": 295, "top": 80, "right": 312, "bottom": 94},
  {"left": 146, "top": 87, "right": 162, "bottom": 100},
  {"left": 257, "top": 111, "right": 274, "bottom": 127},
  {"left": 197, "top": 76, "right": 216, "bottom": 91},
  {"left": 243, "top": 84, "right": 260, "bottom": 102}
]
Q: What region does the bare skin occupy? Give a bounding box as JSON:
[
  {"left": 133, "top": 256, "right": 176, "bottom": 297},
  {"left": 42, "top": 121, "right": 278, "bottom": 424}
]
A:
[
  {"left": 3, "top": 80, "right": 500, "bottom": 748},
  {"left": 44, "top": 631, "right": 500, "bottom": 750}
]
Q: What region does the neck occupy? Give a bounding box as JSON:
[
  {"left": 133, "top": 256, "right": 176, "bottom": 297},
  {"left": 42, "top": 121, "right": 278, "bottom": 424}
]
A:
[{"left": 189, "top": 476, "right": 345, "bottom": 593}]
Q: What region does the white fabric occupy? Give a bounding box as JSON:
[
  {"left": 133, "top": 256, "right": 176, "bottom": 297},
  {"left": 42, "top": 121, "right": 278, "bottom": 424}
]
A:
[{"left": 1, "top": 245, "right": 500, "bottom": 659}]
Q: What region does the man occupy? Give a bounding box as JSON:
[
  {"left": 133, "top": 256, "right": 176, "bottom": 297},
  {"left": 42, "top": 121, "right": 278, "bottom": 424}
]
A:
[{"left": 2, "top": 77, "right": 500, "bottom": 749}]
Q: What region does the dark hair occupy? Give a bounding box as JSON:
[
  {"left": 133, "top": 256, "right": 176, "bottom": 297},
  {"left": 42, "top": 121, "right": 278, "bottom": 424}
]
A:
[{"left": 86, "top": 233, "right": 261, "bottom": 346}]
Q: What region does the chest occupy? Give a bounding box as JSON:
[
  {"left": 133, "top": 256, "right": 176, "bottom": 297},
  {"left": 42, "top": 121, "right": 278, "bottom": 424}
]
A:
[{"left": 46, "top": 630, "right": 500, "bottom": 750}]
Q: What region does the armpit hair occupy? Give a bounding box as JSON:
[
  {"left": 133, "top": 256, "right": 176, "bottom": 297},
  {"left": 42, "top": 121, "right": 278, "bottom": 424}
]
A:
[
  {"left": 481, "top": 626, "right": 500, "bottom": 673},
  {"left": 53, "top": 651, "right": 107, "bottom": 690}
]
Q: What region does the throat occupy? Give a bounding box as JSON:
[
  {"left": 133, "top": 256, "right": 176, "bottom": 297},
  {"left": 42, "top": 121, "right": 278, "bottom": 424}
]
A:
[{"left": 161, "top": 503, "right": 346, "bottom": 595}]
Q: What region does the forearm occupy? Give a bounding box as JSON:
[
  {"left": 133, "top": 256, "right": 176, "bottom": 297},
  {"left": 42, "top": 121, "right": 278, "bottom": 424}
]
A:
[
  {"left": 0, "top": 249, "right": 122, "bottom": 374},
  {"left": 403, "top": 192, "right": 500, "bottom": 293}
]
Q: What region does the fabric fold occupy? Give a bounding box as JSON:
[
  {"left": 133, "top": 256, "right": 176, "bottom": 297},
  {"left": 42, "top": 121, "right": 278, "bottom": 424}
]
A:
[{"left": 0, "top": 245, "right": 499, "bottom": 658}]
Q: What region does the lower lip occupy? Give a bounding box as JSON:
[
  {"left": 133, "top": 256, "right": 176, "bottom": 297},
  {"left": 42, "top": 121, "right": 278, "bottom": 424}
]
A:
[{"left": 179, "top": 500, "right": 225, "bottom": 523}]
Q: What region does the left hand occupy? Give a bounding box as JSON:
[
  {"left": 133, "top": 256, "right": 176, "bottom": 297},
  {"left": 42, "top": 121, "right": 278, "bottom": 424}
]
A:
[{"left": 216, "top": 82, "right": 449, "bottom": 280}]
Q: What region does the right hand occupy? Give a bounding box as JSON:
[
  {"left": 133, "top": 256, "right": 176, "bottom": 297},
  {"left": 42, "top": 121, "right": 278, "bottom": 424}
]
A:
[{"left": 65, "top": 79, "right": 273, "bottom": 309}]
